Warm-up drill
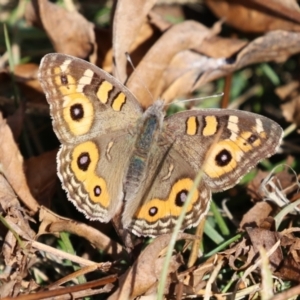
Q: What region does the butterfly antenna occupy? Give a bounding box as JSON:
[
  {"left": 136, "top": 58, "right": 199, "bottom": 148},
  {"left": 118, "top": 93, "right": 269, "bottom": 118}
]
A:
[
  {"left": 165, "top": 92, "right": 224, "bottom": 107},
  {"left": 125, "top": 52, "right": 155, "bottom": 103}
]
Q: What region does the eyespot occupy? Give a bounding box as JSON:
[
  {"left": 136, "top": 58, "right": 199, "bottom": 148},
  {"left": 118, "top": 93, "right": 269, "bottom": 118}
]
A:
[
  {"left": 175, "top": 190, "right": 188, "bottom": 207},
  {"left": 70, "top": 103, "right": 84, "bottom": 121},
  {"left": 248, "top": 134, "right": 258, "bottom": 144},
  {"left": 77, "top": 152, "right": 91, "bottom": 171},
  {"left": 60, "top": 74, "right": 68, "bottom": 84},
  {"left": 215, "top": 149, "right": 232, "bottom": 166},
  {"left": 148, "top": 206, "right": 158, "bottom": 216},
  {"left": 94, "top": 185, "right": 102, "bottom": 197}
]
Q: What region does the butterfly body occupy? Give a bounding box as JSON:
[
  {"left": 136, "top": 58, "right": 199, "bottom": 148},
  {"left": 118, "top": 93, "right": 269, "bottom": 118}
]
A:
[{"left": 38, "top": 53, "right": 283, "bottom": 237}]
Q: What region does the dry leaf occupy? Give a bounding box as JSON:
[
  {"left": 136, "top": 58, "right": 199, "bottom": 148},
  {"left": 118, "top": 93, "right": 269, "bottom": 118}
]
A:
[
  {"left": 109, "top": 233, "right": 197, "bottom": 299},
  {"left": 277, "top": 80, "right": 300, "bottom": 128},
  {"left": 240, "top": 202, "right": 274, "bottom": 229},
  {"left": 127, "top": 20, "right": 212, "bottom": 107},
  {"left": 195, "top": 30, "right": 300, "bottom": 90},
  {"left": 25, "top": 0, "right": 96, "bottom": 61},
  {"left": 38, "top": 207, "right": 126, "bottom": 259},
  {"left": 178, "top": 255, "right": 217, "bottom": 295},
  {"left": 228, "top": 237, "right": 256, "bottom": 271},
  {"left": 0, "top": 174, "right": 37, "bottom": 297},
  {"left": 277, "top": 253, "right": 300, "bottom": 282},
  {"left": 0, "top": 113, "right": 39, "bottom": 214},
  {"left": 113, "top": 0, "right": 158, "bottom": 82},
  {"left": 206, "top": 0, "right": 300, "bottom": 33},
  {"left": 246, "top": 227, "right": 283, "bottom": 271}
]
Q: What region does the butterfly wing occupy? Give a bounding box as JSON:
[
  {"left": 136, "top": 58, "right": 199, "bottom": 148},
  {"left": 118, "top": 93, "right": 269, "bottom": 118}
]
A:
[
  {"left": 38, "top": 54, "right": 143, "bottom": 144},
  {"left": 38, "top": 54, "right": 143, "bottom": 222},
  {"left": 164, "top": 109, "right": 283, "bottom": 192},
  {"left": 126, "top": 109, "right": 282, "bottom": 236}
]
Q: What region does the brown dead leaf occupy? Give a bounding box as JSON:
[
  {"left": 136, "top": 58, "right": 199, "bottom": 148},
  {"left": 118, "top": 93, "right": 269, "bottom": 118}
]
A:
[
  {"left": 0, "top": 174, "right": 18, "bottom": 211},
  {"left": 160, "top": 50, "right": 226, "bottom": 102},
  {"left": 195, "top": 30, "right": 300, "bottom": 90},
  {"left": 96, "top": 12, "right": 165, "bottom": 74},
  {"left": 112, "top": 0, "right": 158, "bottom": 82},
  {"left": 228, "top": 237, "right": 256, "bottom": 271},
  {"left": 127, "top": 20, "right": 212, "bottom": 107},
  {"left": 148, "top": 9, "right": 172, "bottom": 32},
  {"left": 38, "top": 207, "right": 126, "bottom": 259},
  {"left": 178, "top": 255, "right": 218, "bottom": 295},
  {"left": 0, "top": 113, "right": 39, "bottom": 214},
  {"left": 277, "top": 253, "right": 300, "bottom": 282},
  {"left": 25, "top": 0, "right": 96, "bottom": 61},
  {"left": 281, "top": 230, "right": 300, "bottom": 254},
  {"left": 246, "top": 227, "right": 283, "bottom": 271},
  {"left": 0, "top": 280, "right": 19, "bottom": 298},
  {"left": 206, "top": 0, "right": 300, "bottom": 33},
  {"left": 276, "top": 232, "right": 300, "bottom": 282},
  {"left": 109, "top": 233, "right": 197, "bottom": 300},
  {"left": 277, "top": 80, "right": 300, "bottom": 128},
  {"left": 240, "top": 202, "right": 274, "bottom": 229},
  {"left": 199, "top": 35, "right": 248, "bottom": 59},
  {"left": 127, "top": 26, "right": 300, "bottom": 105}
]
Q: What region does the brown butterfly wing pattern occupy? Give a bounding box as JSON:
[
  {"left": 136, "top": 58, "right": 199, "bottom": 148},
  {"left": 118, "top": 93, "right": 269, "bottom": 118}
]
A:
[
  {"left": 126, "top": 109, "right": 283, "bottom": 236},
  {"left": 38, "top": 54, "right": 143, "bottom": 144},
  {"left": 38, "top": 53, "right": 283, "bottom": 237},
  {"left": 38, "top": 54, "right": 143, "bottom": 222}
]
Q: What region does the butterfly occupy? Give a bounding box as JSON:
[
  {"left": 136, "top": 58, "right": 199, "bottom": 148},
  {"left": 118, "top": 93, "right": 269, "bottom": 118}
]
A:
[{"left": 38, "top": 53, "right": 283, "bottom": 237}]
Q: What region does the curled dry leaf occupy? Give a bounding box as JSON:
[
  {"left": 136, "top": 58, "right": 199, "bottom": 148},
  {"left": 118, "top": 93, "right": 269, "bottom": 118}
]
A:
[
  {"left": 38, "top": 207, "right": 126, "bottom": 259},
  {"left": 0, "top": 174, "right": 36, "bottom": 261},
  {"left": 195, "top": 30, "right": 300, "bottom": 90},
  {"left": 113, "top": 0, "right": 158, "bottom": 82},
  {"left": 198, "top": 35, "right": 248, "bottom": 59},
  {"left": 103, "top": 21, "right": 162, "bottom": 74},
  {"left": 161, "top": 50, "right": 225, "bottom": 102},
  {"left": 109, "top": 233, "right": 197, "bottom": 300},
  {"left": 228, "top": 237, "right": 256, "bottom": 271},
  {"left": 206, "top": 0, "right": 300, "bottom": 33},
  {"left": 25, "top": 0, "right": 96, "bottom": 61},
  {"left": 126, "top": 26, "right": 300, "bottom": 106},
  {"left": 160, "top": 36, "right": 247, "bottom": 102},
  {"left": 0, "top": 113, "right": 39, "bottom": 214},
  {"left": 127, "top": 20, "right": 212, "bottom": 107}
]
